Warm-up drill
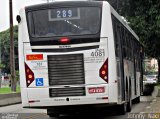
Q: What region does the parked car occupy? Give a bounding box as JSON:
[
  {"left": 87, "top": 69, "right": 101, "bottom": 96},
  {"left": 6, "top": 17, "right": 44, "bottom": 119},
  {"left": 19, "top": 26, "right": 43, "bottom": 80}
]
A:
[{"left": 143, "top": 75, "right": 158, "bottom": 84}]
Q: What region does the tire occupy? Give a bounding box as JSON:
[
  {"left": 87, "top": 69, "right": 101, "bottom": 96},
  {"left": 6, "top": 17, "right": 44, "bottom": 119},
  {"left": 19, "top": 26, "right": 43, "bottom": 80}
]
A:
[
  {"left": 117, "top": 103, "right": 127, "bottom": 115},
  {"left": 127, "top": 84, "right": 132, "bottom": 112},
  {"left": 127, "top": 96, "right": 132, "bottom": 112},
  {"left": 134, "top": 96, "right": 140, "bottom": 103},
  {"left": 48, "top": 113, "right": 59, "bottom": 117}
]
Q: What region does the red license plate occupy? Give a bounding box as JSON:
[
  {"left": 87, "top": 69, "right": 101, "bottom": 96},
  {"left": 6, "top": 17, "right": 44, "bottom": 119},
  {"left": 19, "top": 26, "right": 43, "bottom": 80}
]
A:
[{"left": 88, "top": 87, "right": 105, "bottom": 94}]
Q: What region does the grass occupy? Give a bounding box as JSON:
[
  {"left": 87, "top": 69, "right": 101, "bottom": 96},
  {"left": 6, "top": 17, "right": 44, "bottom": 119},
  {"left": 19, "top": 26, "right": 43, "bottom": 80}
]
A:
[{"left": 0, "top": 86, "right": 20, "bottom": 94}]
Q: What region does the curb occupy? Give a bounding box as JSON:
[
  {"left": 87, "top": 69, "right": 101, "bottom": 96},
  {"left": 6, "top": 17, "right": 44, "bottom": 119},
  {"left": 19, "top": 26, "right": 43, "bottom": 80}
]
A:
[
  {"left": 141, "top": 86, "right": 160, "bottom": 102},
  {"left": 152, "top": 86, "right": 159, "bottom": 97},
  {"left": 0, "top": 93, "right": 21, "bottom": 107},
  {"left": 156, "top": 86, "right": 160, "bottom": 97}
]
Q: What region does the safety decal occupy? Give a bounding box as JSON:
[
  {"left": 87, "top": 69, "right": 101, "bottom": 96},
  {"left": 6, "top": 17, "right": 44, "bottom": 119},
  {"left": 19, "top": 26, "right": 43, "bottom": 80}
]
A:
[{"left": 36, "top": 78, "right": 44, "bottom": 86}]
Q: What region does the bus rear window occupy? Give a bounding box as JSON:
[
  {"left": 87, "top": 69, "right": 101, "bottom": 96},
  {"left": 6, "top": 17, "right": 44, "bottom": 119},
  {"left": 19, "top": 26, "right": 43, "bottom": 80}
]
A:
[{"left": 27, "top": 7, "right": 101, "bottom": 37}]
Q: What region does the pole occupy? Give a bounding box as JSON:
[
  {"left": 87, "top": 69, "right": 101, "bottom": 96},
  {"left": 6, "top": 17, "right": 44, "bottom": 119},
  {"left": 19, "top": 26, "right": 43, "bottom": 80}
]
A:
[{"left": 9, "top": 0, "right": 16, "bottom": 92}]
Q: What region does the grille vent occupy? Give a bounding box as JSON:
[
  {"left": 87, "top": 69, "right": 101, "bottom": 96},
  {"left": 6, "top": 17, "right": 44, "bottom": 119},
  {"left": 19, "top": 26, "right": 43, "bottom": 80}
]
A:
[
  {"left": 48, "top": 54, "right": 85, "bottom": 86},
  {"left": 49, "top": 87, "right": 85, "bottom": 97}
]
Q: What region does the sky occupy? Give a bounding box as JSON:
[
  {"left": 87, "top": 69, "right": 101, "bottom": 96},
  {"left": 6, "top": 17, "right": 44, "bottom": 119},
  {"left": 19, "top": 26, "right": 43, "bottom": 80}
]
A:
[
  {"left": 0, "top": 0, "right": 86, "bottom": 32},
  {"left": 0, "top": 0, "right": 55, "bottom": 32}
]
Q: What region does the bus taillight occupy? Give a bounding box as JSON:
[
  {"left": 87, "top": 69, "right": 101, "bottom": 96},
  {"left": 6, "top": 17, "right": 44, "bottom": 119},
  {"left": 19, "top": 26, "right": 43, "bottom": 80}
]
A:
[
  {"left": 25, "top": 63, "right": 34, "bottom": 87},
  {"left": 99, "top": 59, "right": 108, "bottom": 83},
  {"left": 59, "top": 37, "right": 70, "bottom": 44}
]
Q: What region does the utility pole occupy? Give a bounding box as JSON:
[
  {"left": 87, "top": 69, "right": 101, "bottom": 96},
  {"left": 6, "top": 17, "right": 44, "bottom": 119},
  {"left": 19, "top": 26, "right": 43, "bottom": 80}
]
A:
[{"left": 9, "top": 0, "right": 16, "bottom": 92}]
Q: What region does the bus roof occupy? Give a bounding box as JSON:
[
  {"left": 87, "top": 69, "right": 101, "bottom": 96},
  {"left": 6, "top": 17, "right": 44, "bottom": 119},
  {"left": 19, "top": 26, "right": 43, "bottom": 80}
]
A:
[{"left": 25, "top": 1, "right": 102, "bottom": 11}]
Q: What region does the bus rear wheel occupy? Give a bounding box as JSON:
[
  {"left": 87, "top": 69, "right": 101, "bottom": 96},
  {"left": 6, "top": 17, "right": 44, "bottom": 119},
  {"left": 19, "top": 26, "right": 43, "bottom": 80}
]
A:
[
  {"left": 134, "top": 96, "right": 140, "bottom": 103},
  {"left": 117, "top": 103, "right": 127, "bottom": 115},
  {"left": 48, "top": 113, "right": 59, "bottom": 117},
  {"left": 127, "top": 96, "right": 132, "bottom": 112},
  {"left": 127, "top": 85, "right": 132, "bottom": 112}
]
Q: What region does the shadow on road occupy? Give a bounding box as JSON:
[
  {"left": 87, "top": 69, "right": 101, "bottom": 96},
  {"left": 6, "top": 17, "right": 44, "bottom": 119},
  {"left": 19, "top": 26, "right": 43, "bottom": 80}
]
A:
[{"left": 49, "top": 106, "right": 120, "bottom": 119}]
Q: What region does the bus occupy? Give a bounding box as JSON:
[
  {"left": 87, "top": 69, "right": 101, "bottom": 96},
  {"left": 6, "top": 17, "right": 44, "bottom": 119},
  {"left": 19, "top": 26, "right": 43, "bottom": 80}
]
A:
[{"left": 17, "top": 0, "right": 143, "bottom": 116}]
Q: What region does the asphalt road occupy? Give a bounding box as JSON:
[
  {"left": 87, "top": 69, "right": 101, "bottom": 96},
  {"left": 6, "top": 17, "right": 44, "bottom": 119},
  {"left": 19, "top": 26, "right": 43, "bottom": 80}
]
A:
[{"left": 0, "top": 96, "right": 153, "bottom": 119}]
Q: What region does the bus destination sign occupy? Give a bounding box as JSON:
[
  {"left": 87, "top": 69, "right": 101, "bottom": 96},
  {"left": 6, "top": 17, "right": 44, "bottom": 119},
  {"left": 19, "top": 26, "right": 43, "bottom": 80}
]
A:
[{"left": 48, "top": 8, "right": 80, "bottom": 21}]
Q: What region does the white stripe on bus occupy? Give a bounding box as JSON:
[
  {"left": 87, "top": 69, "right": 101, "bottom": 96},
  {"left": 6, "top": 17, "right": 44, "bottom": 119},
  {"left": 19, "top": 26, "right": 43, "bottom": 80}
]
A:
[{"left": 31, "top": 42, "right": 100, "bottom": 49}]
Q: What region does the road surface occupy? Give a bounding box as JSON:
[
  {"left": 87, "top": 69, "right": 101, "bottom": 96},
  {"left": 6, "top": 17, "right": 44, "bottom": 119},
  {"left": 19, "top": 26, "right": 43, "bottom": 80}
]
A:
[{"left": 0, "top": 96, "right": 153, "bottom": 119}]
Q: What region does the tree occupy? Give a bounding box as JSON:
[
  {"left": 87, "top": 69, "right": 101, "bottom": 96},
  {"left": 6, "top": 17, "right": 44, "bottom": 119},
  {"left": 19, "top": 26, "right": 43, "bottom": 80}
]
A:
[
  {"left": 0, "top": 63, "right": 5, "bottom": 69},
  {"left": 126, "top": 0, "right": 160, "bottom": 80},
  {"left": 0, "top": 63, "right": 5, "bottom": 88},
  {"left": 0, "top": 26, "right": 18, "bottom": 75},
  {"left": 108, "top": 0, "right": 160, "bottom": 80}
]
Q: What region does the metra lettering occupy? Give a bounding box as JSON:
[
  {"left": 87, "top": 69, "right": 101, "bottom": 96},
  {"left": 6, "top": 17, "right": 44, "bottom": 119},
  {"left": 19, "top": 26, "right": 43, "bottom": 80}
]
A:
[
  {"left": 54, "top": 99, "right": 65, "bottom": 101},
  {"left": 29, "top": 56, "right": 38, "bottom": 59},
  {"left": 27, "top": 54, "right": 43, "bottom": 60},
  {"left": 70, "top": 98, "right": 80, "bottom": 101},
  {"left": 59, "top": 45, "right": 71, "bottom": 48}
]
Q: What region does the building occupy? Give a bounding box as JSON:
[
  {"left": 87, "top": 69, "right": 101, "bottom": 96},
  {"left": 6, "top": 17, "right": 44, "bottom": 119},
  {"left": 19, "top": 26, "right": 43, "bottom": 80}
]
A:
[{"left": 144, "top": 58, "right": 158, "bottom": 73}]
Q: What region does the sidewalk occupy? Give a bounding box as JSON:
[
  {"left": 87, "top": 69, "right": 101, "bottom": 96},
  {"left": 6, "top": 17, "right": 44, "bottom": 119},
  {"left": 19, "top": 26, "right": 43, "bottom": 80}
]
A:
[
  {"left": 143, "top": 86, "right": 160, "bottom": 113},
  {"left": 144, "top": 97, "right": 160, "bottom": 113},
  {"left": 140, "top": 86, "right": 160, "bottom": 119}
]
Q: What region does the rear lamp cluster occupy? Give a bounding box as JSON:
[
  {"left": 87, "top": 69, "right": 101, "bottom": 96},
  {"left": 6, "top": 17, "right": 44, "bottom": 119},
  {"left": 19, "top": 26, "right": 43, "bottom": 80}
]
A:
[
  {"left": 25, "top": 63, "right": 34, "bottom": 87},
  {"left": 99, "top": 59, "right": 108, "bottom": 83}
]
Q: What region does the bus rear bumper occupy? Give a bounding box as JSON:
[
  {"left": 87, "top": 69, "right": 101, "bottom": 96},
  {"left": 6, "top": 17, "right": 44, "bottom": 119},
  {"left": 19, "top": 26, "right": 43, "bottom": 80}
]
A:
[
  {"left": 21, "top": 87, "right": 118, "bottom": 108},
  {"left": 23, "top": 96, "right": 111, "bottom": 108},
  {"left": 23, "top": 102, "right": 118, "bottom": 110}
]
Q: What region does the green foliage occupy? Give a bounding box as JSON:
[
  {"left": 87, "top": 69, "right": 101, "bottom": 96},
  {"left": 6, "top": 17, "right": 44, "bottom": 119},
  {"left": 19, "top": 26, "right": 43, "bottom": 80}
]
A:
[
  {"left": 0, "top": 86, "right": 20, "bottom": 94},
  {"left": 0, "top": 26, "right": 18, "bottom": 73},
  {"left": 16, "top": 70, "right": 19, "bottom": 81},
  {"left": 129, "top": 1, "right": 159, "bottom": 58},
  {"left": 125, "top": 0, "right": 160, "bottom": 77},
  {"left": 0, "top": 63, "right": 5, "bottom": 69},
  {"left": 108, "top": 0, "right": 160, "bottom": 58},
  {"left": 108, "top": 0, "right": 160, "bottom": 76}
]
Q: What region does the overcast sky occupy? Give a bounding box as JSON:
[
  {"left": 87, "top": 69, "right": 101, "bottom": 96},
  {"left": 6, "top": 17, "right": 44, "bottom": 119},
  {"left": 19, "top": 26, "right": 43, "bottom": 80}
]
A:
[
  {"left": 0, "top": 0, "right": 86, "bottom": 32},
  {"left": 0, "top": 0, "right": 56, "bottom": 32}
]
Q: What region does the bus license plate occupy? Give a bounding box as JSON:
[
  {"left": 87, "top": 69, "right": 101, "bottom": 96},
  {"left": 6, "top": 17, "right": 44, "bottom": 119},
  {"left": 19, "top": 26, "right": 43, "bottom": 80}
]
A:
[{"left": 88, "top": 87, "right": 105, "bottom": 94}]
